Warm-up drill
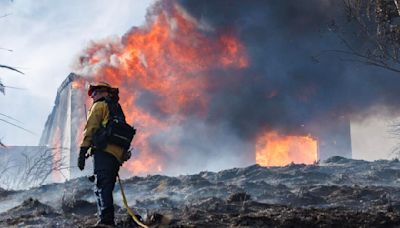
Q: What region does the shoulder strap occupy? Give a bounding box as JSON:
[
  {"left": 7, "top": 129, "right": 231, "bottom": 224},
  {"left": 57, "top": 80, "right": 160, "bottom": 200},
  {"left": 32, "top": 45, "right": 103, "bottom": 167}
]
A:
[{"left": 105, "top": 97, "right": 126, "bottom": 122}]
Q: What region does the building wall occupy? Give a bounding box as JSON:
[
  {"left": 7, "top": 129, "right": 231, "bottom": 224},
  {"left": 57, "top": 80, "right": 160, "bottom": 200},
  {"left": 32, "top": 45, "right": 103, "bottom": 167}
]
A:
[{"left": 39, "top": 73, "right": 88, "bottom": 181}]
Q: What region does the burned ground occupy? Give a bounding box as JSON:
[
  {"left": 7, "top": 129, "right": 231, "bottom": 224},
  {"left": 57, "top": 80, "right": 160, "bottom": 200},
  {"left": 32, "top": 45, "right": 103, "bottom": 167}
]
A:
[{"left": 1, "top": 156, "right": 400, "bottom": 227}]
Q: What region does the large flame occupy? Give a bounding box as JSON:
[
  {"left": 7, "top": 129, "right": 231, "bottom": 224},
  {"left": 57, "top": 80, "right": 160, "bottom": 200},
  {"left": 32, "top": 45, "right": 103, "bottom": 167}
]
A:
[
  {"left": 255, "top": 131, "right": 318, "bottom": 166},
  {"left": 76, "top": 1, "right": 248, "bottom": 174}
]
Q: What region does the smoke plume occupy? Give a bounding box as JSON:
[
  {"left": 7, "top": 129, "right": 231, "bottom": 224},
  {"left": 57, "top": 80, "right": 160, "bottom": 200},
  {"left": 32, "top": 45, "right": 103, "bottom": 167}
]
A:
[{"left": 74, "top": 0, "right": 400, "bottom": 174}]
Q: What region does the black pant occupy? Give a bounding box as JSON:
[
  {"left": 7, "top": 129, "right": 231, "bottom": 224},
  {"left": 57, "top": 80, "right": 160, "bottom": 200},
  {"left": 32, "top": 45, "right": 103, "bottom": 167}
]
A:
[{"left": 94, "top": 150, "right": 120, "bottom": 224}]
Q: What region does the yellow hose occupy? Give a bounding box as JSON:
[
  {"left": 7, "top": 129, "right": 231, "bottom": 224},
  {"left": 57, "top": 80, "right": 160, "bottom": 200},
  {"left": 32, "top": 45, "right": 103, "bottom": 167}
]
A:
[{"left": 117, "top": 175, "right": 149, "bottom": 228}]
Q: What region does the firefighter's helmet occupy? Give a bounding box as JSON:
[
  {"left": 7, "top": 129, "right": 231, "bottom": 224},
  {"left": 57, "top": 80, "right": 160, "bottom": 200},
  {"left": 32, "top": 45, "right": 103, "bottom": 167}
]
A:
[{"left": 88, "top": 82, "right": 112, "bottom": 96}]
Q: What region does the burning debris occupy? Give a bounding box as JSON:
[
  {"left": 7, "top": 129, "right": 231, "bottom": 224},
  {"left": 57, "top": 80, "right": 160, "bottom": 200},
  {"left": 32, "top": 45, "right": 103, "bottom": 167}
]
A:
[{"left": 255, "top": 132, "right": 318, "bottom": 167}]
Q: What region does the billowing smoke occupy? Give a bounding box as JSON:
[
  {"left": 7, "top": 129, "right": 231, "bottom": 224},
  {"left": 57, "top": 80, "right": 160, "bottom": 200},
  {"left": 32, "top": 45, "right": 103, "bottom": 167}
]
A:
[
  {"left": 178, "top": 0, "right": 400, "bottom": 136},
  {"left": 73, "top": 0, "right": 400, "bottom": 175}
]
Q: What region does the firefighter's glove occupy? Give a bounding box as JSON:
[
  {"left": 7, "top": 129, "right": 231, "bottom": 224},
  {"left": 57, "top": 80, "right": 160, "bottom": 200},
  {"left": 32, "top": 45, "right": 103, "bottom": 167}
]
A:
[{"left": 78, "top": 147, "right": 89, "bottom": 171}]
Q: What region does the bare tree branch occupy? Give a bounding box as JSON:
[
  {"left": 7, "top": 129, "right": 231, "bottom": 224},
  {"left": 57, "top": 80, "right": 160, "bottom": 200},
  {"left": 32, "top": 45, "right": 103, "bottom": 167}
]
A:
[
  {"left": 0, "top": 141, "right": 6, "bottom": 148},
  {"left": 0, "top": 147, "right": 70, "bottom": 189},
  {"left": 0, "top": 47, "right": 12, "bottom": 52},
  {"left": 0, "top": 80, "right": 4, "bottom": 95},
  {"left": 394, "top": 0, "right": 400, "bottom": 15},
  {"left": 2, "top": 85, "right": 25, "bottom": 90},
  {"left": 0, "top": 64, "right": 24, "bottom": 75},
  {"left": 336, "top": 0, "right": 400, "bottom": 74},
  {"left": 333, "top": 1, "right": 400, "bottom": 158},
  {"left": 0, "top": 113, "right": 24, "bottom": 125},
  {"left": 0, "top": 118, "right": 36, "bottom": 135}
]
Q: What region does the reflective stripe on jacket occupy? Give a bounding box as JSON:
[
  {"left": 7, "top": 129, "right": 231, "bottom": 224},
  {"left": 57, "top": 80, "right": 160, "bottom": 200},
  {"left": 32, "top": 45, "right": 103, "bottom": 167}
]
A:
[{"left": 80, "top": 100, "right": 124, "bottom": 163}]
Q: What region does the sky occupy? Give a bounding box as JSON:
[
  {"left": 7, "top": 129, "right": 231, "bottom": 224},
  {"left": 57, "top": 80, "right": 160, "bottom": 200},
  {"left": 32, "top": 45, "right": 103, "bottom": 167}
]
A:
[{"left": 0, "top": 0, "right": 154, "bottom": 145}]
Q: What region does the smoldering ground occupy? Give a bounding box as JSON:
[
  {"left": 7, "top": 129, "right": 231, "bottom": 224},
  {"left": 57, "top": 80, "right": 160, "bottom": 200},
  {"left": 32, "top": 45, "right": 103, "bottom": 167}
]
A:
[{"left": 1, "top": 157, "right": 400, "bottom": 226}]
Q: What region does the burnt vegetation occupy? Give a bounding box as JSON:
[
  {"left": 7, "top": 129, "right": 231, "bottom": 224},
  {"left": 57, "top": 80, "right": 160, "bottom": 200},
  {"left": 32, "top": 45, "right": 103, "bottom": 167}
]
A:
[
  {"left": 0, "top": 157, "right": 400, "bottom": 227},
  {"left": 327, "top": 0, "right": 400, "bottom": 157},
  {"left": 0, "top": 147, "right": 67, "bottom": 189},
  {"left": 337, "top": 0, "right": 400, "bottom": 72}
]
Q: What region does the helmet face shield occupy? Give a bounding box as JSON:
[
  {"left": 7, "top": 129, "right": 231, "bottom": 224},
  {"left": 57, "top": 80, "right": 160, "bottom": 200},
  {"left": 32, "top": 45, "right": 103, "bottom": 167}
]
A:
[{"left": 90, "top": 90, "right": 98, "bottom": 97}]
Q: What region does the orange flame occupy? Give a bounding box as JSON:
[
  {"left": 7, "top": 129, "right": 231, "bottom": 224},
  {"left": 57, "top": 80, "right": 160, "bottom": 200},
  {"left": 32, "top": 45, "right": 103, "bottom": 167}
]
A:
[
  {"left": 255, "top": 131, "right": 318, "bottom": 166},
  {"left": 76, "top": 1, "right": 248, "bottom": 175},
  {"left": 71, "top": 79, "right": 86, "bottom": 90}
]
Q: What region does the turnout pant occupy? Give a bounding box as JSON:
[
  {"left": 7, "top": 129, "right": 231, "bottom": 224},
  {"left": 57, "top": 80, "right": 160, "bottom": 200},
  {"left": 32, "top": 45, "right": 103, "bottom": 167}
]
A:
[{"left": 93, "top": 150, "right": 120, "bottom": 224}]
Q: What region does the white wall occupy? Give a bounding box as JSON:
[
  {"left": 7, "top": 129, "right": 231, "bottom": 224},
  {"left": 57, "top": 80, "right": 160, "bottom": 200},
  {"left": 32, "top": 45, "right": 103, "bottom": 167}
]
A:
[{"left": 351, "top": 114, "right": 399, "bottom": 161}]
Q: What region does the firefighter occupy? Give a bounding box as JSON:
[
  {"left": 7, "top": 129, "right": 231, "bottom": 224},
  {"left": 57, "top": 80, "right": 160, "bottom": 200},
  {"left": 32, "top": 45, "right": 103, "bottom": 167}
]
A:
[{"left": 78, "top": 82, "right": 124, "bottom": 226}]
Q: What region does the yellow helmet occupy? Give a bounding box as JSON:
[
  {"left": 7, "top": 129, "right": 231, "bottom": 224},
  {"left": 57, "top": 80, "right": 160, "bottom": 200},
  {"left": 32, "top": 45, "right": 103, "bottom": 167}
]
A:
[{"left": 88, "top": 82, "right": 112, "bottom": 96}]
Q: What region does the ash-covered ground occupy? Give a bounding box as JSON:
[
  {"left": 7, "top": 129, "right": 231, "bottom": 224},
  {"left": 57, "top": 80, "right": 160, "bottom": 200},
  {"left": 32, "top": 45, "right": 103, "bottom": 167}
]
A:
[{"left": 1, "top": 156, "right": 400, "bottom": 227}]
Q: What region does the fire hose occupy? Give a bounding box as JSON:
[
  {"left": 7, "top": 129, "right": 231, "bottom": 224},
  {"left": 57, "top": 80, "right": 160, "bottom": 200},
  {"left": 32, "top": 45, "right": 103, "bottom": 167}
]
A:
[
  {"left": 86, "top": 157, "right": 149, "bottom": 227},
  {"left": 117, "top": 174, "right": 149, "bottom": 228}
]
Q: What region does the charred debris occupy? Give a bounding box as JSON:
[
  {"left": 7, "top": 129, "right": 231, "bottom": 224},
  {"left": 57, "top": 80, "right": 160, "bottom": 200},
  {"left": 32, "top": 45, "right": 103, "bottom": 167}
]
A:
[{"left": 0, "top": 157, "right": 400, "bottom": 227}]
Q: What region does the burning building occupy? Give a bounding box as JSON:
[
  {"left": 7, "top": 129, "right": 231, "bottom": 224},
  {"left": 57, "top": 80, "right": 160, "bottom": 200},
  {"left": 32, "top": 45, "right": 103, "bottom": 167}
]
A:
[
  {"left": 37, "top": 1, "right": 386, "bottom": 181},
  {"left": 40, "top": 72, "right": 352, "bottom": 180},
  {"left": 39, "top": 73, "right": 88, "bottom": 180}
]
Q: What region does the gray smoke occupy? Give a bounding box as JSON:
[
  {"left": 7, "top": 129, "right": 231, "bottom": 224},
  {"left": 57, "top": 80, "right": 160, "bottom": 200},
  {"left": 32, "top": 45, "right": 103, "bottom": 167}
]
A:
[{"left": 175, "top": 0, "right": 400, "bottom": 140}]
